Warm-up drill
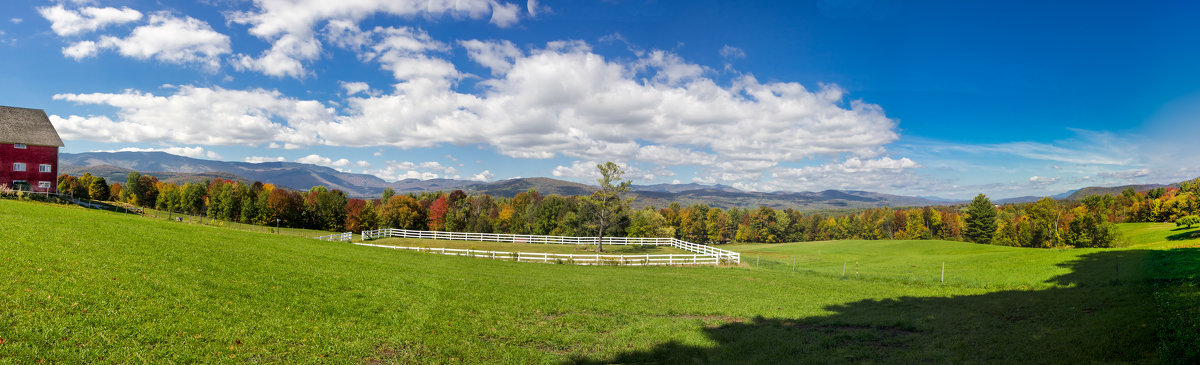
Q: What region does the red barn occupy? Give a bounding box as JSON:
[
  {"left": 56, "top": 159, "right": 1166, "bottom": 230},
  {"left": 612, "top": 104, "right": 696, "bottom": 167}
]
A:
[{"left": 0, "top": 106, "right": 65, "bottom": 193}]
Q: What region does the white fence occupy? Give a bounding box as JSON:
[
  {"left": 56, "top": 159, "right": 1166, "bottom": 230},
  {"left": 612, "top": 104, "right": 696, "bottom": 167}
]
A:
[
  {"left": 315, "top": 232, "right": 353, "bottom": 242},
  {"left": 354, "top": 242, "right": 722, "bottom": 266},
  {"left": 359, "top": 228, "right": 740, "bottom": 265}
]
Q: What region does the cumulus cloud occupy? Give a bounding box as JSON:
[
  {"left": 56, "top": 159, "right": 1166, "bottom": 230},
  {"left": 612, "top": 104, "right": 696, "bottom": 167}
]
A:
[
  {"left": 244, "top": 156, "right": 286, "bottom": 163},
  {"left": 470, "top": 169, "right": 495, "bottom": 182},
  {"left": 636, "top": 145, "right": 718, "bottom": 166},
  {"left": 87, "top": 13, "right": 231, "bottom": 70},
  {"left": 295, "top": 154, "right": 352, "bottom": 168},
  {"left": 460, "top": 39, "right": 522, "bottom": 75},
  {"left": 315, "top": 41, "right": 897, "bottom": 173},
  {"left": 339, "top": 81, "right": 370, "bottom": 96},
  {"left": 367, "top": 160, "right": 443, "bottom": 181},
  {"left": 770, "top": 157, "right": 923, "bottom": 192},
  {"left": 62, "top": 40, "right": 99, "bottom": 59},
  {"left": 50, "top": 85, "right": 331, "bottom": 145},
  {"left": 552, "top": 160, "right": 663, "bottom": 182},
  {"left": 1027, "top": 176, "right": 1059, "bottom": 186},
  {"left": 56, "top": 37, "right": 902, "bottom": 191},
  {"left": 39, "top": 4, "right": 142, "bottom": 36},
  {"left": 94, "top": 146, "right": 221, "bottom": 159},
  {"left": 227, "top": 0, "right": 521, "bottom": 78}
]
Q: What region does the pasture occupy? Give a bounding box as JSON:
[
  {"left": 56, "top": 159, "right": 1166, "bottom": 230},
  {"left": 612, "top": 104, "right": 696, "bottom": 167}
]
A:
[{"left": 1, "top": 199, "right": 1197, "bottom": 363}]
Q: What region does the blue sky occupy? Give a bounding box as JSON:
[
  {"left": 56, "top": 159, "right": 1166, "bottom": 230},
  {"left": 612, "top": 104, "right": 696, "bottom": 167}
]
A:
[{"left": 2, "top": 0, "right": 1198, "bottom": 199}]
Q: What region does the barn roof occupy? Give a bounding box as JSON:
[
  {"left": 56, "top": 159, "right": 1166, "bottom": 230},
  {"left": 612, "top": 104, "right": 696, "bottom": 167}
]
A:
[{"left": 0, "top": 106, "right": 65, "bottom": 147}]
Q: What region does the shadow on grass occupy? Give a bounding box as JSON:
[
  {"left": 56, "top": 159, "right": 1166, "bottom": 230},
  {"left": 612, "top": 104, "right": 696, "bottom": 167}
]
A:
[
  {"left": 1166, "top": 229, "right": 1200, "bottom": 241},
  {"left": 568, "top": 249, "right": 1200, "bottom": 364}
]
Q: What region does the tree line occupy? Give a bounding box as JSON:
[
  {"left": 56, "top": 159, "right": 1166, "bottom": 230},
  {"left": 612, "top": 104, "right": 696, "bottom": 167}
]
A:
[{"left": 56, "top": 168, "right": 1200, "bottom": 249}]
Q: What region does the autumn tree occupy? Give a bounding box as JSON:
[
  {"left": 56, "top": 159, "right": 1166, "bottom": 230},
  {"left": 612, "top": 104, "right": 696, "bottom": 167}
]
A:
[
  {"left": 86, "top": 175, "right": 109, "bottom": 201},
  {"left": 379, "top": 195, "right": 425, "bottom": 230},
  {"left": 964, "top": 194, "right": 998, "bottom": 244},
  {"left": 1177, "top": 215, "right": 1200, "bottom": 229},
  {"left": 427, "top": 195, "right": 450, "bottom": 230},
  {"left": 627, "top": 207, "right": 674, "bottom": 238}
]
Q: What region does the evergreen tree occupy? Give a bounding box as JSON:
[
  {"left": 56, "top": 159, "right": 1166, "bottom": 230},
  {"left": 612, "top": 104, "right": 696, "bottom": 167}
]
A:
[{"left": 964, "top": 193, "right": 998, "bottom": 244}]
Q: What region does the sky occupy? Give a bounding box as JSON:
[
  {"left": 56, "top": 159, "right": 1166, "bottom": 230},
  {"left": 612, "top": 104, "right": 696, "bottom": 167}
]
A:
[{"left": 2, "top": 0, "right": 1199, "bottom": 200}]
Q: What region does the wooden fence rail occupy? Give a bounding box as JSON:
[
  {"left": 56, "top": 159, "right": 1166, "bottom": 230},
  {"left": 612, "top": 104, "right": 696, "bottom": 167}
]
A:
[{"left": 359, "top": 228, "right": 740, "bottom": 264}]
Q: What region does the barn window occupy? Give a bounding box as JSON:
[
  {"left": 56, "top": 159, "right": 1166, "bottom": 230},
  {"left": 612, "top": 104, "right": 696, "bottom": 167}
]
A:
[
  {"left": 38, "top": 181, "right": 51, "bottom": 189},
  {"left": 13, "top": 163, "right": 25, "bottom": 171},
  {"left": 14, "top": 143, "right": 26, "bottom": 149},
  {"left": 39, "top": 164, "right": 51, "bottom": 173}
]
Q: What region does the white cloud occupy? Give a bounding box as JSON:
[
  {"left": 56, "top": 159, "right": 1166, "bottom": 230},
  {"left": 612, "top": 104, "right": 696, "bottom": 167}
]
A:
[
  {"left": 636, "top": 145, "right": 717, "bottom": 166},
  {"left": 470, "top": 170, "right": 495, "bottom": 182},
  {"left": 94, "top": 146, "right": 221, "bottom": 159},
  {"left": 93, "top": 13, "right": 231, "bottom": 70},
  {"left": 770, "top": 157, "right": 924, "bottom": 192},
  {"left": 355, "top": 160, "right": 371, "bottom": 168},
  {"left": 51, "top": 85, "right": 330, "bottom": 146},
  {"left": 552, "top": 161, "right": 600, "bottom": 179},
  {"left": 489, "top": 1, "right": 521, "bottom": 27},
  {"left": 244, "top": 156, "right": 286, "bottom": 163},
  {"left": 339, "top": 81, "right": 370, "bottom": 96},
  {"left": 295, "top": 154, "right": 352, "bottom": 168},
  {"left": 460, "top": 39, "right": 522, "bottom": 75},
  {"left": 62, "top": 40, "right": 98, "bottom": 59},
  {"left": 38, "top": 4, "right": 142, "bottom": 36},
  {"left": 227, "top": 0, "right": 521, "bottom": 78},
  {"left": 58, "top": 40, "right": 902, "bottom": 191},
  {"left": 1097, "top": 168, "right": 1150, "bottom": 181},
  {"left": 1027, "top": 176, "right": 1059, "bottom": 186},
  {"left": 719, "top": 45, "right": 745, "bottom": 59},
  {"left": 10, "top": 18, "right": 23, "bottom": 24},
  {"left": 551, "top": 160, "right": 661, "bottom": 182}
]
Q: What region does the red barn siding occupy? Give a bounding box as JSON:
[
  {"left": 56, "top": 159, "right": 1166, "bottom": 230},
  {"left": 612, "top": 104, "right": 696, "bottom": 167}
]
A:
[{"left": 0, "top": 143, "right": 58, "bottom": 192}]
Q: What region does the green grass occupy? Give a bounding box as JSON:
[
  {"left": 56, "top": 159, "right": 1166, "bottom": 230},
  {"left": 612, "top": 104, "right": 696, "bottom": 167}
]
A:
[
  {"left": 138, "top": 207, "right": 337, "bottom": 239},
  {"left": 367, "top": 237, "right": 692, "bottom": 255},
  {"left": 1, "top": 199, "right": 1197, "bottom": 363},
  {"left": 1121, "top": 222, "right": 1200, "bottom": 248}
]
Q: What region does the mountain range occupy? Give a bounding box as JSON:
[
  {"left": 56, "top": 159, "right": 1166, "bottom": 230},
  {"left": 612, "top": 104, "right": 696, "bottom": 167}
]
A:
[{"left": 58, "top": 151, "right": 1187, "bottom": 211}]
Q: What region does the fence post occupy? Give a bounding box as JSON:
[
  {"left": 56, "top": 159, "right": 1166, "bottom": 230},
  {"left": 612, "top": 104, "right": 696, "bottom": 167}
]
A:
[{"left": 941, "top": 262, "right": 945, "bottom": 283}]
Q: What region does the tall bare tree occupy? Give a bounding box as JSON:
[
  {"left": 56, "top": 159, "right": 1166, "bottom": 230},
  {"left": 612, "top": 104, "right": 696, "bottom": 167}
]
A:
[{"left": 590, "top": 161, "right": 632, "bottom": 253}]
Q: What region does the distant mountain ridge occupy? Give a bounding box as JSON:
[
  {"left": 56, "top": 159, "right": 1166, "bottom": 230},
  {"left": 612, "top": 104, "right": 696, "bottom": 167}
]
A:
[
  {"left": 60, "top": 151, "right": 963, "bottom": 210},
  {"left": 65, "top": 151, "right": 1192, "bottom": 211}
]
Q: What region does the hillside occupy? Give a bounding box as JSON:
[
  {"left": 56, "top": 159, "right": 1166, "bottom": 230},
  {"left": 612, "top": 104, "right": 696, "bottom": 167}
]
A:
[
  {"left": 60, "top": 151, "right": 953, "bottom": 210},
  {"left": 59, "top": 164, "right": 251, "bottom": 186},
  {"left": 61, "top": 151, "right": 395, "bottom": 197},
  {"left": 2, "top": 199, "right": 1193, "bottom": 362},
  {"left": 1063, "top": 183, "right": 1168, "bottom": 200}
]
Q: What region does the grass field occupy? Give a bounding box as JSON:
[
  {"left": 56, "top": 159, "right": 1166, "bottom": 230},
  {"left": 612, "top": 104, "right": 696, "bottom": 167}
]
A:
[{"left": 2, "top": 199, "right": 1198, "bottom": 363}]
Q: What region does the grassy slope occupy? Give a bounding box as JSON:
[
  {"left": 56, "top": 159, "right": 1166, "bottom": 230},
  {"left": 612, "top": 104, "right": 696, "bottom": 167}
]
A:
[{"left": 1, "top": 200, "right": 1194, "bottom": 363}]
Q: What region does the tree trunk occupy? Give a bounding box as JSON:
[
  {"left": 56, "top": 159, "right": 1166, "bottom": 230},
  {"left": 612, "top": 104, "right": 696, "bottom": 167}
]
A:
[{"left": 597, "top": 214, "right": 604, "bottom": 253}]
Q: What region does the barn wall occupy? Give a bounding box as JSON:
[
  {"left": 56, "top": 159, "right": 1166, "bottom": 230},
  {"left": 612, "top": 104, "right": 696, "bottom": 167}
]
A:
[{"left": 0, "top": 143, "right": 59, "bottom": 192}]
